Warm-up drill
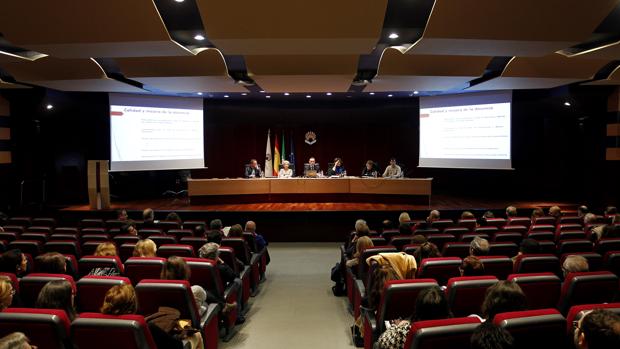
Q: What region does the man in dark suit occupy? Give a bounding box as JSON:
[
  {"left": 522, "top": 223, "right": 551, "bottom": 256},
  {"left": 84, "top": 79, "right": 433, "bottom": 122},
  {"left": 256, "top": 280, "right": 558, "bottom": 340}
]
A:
[
  {"left": 304, "top": 157, "right": 320, "bottom": 177},
  {"left": 244, "top": 159, "right": 263, "bottom": 178}
]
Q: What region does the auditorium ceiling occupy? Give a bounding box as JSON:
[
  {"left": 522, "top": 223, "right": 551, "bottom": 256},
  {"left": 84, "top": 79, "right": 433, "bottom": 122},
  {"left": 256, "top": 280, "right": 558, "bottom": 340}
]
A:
[{"left": 1, "top": 0, "right": 620, "bottom": 98}]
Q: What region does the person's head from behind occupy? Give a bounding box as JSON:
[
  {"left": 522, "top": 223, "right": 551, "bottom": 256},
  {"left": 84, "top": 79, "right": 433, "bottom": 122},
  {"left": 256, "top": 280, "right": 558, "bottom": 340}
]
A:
[
  {"left": 481, "top": 281, "right": 526, "bottom": 320},
  {"left": 133, "top": 239, "right": 157, "bottom": 258},
  {"left": 471, "top": 322, "right": 515, "bottom": 349},
  {"left": 470, "top": 237, "right": 490, "bottom": 256},
  {"left": 117, "top": 209, "right": 128, "bottom": 221},
  {"left": 398, "top": 212, "right": 411, "bottom": 224},
  {"left": 35, "top": 280, "right": 75, "bottom": 320},
  {"left": 206, "top": 229, "right": 223, "bottom": 244},
  {"left": 461, "top": 256, "right": 485, "bottom": 277},
  {"left": 605, "top": 206, "right": 618, "bottom": 216},
  {"left": 414, "top": 242, "right": 440, "bottom": 264},
  {"left": 483, "top": 211, "right": 495, "bottom": 219},
  {"left": 354, "top": 236, "right": 374, "bottom": 258},
  {"left": 574, "top": 309, "right": 620, "bottom": 349},
  {"left": 563, "top": 255, "right": 589, "bottom": 278},
  {"left": 411, "top": 234, "right": 427, "bottom": 245},
  {"left": 35, "top": 253, "right": 66, "bottom": 274},
  {"left": 382, "top": 220, "right": 393, "bottom": 230},
  {"left": 101, "top": 284, "right": 137, "bottom": 315},
  {"left": 245, "top": 221, "right": 256, "bottom": 233},
  {"left": 519, "top": 238, "right": 540, "bottom": 255},
  {"left": 228, "top": 224, "right": 243, "bottom": 237},
  {"left": 603, "top": 224, "right": 620, "bottom": 239},
  {"left": 427, "top": 210, "right": 440, "bottom": 223},
  {"left": 578, "top": 205, "right": 589, "bottom": 218},
  {"left": 399, "top": 223, "right": 412, "bottom": 236},
  {"left": 368, "top": 264, "right": 397, "bottom": 308},
  {"left": 461, "top": 211, "right": 475, "bottom": 220},
  {"left": 0, "top": 332, "right": 35, "bottom": 349},
  {"left": 549, "top": 206, "right": 562, "bottom": 218},
  {"left": 194, "top": 224, "right": 206, "bottom": 238},
  {"left": 0, "top": 249, "right": 27, "bottom": 275},
  {"left": 143, "top": 208, "right": 154, "bottom": 222},
  {"left": 161, "top": 256, "right": 190, "bottom": 280},
  {"left": 94, "top": 242, "right": 117, "bottom": 257},
  {"left": 413, "top": 286, "right": 451, "bottom": 321},
  {"left": 505, "top": 206, "right": 517, "bottom": 218},
  {"left": 531, "top": 207, "right": 544, "bottom": 219},
  {"left": 198, "top": 242, "right": 219, "bottom": 260},
  {"left": 210, "top": 219, "right": 223, "bottom": 231},
  {"left": 165, "top": 212, "right": 181, "bottom": 223},
  {"left": 354, "top": 219, "right": 368, "bottom": 234},
  {"left": 120, "top": 221, "right": 137, "bottom": 236},
  {"left": 0, "top": 279, "right": 14, "bottom": 311},
  {"left": 584, "top": 213, "right": 597, "bottom": 225}
]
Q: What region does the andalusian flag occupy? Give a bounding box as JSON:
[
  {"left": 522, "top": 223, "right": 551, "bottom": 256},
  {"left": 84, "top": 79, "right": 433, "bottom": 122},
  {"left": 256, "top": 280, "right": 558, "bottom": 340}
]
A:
[
  {"left": 264, "top": 129, "right": 273, "bottom": 177},
  {"left": 281, "top": 130, "right": 286, "bottom": 163},
  {"left": 273, "top": 133, "right": 281, "bottom": 176}
]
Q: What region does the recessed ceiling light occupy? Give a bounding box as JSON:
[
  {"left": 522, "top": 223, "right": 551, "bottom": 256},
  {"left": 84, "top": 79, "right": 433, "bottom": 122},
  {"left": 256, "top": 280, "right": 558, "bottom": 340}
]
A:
[
  {"left": 197, "top": 92, "right": 203, "bottom": 96},
  {"left": 46, "top": 104, "right": 53, "bottom": 110},
  {"left": 388, "top": 94, "right": 393, "bottom": 97},
  {"left": 194, "top": 34, "right": 205, "bottom": 41},
  {"left": 306, "top": 95, "right": 312, "bottom": 98},
  {"left": 259, "top": 90, "right": 265, "bottom": 93},
  {"left": 413, "top": 90, "right": 419, "bottom": 95},
  {"left": 325, "top": 92, "right": 332, "bottom": 96},
  {"left": 284, "top": 92, "right": 290, "bottom": 96},
  {"left": 369, "top": 92, "right": 375, "bottom": 95},
  {"left": 174, "top": 0, "right": 185, "bottom": 2},
  {"left": 241, "top": 93, "right": 247, "bottom": 96},
  {"left": 266, "top": 95, "right": 271, "bottom": 99},
  {"left": 564, "top": 101, "right": 571, "bottom": 107},
  {"left": 388, "top": 33, "right": 399, "bottom": 39},
  {"left": 224, "top": 95, "right": 229, "bottom": 98}
]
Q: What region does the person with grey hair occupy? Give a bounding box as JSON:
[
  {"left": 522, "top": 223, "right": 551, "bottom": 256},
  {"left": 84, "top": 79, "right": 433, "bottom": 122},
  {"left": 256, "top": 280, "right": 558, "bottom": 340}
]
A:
[
  {"left": 505, "top": 206, "right": 518, "bottom": 218},
  {"left": 562, "top": 255, "right": 589, "bottom": 278},
  {"left": 470, "top": 237, "right": 490, "bottom": 256},
  {"left": 278, "top": 160, "right": 293, "bottom": 178},
  {"left": 347, "top": 219, "right": 370, "bottom": 258},
  {"left": 198, "top": 243, "right": 237, "bottom": 287},
  {"left": 0, "top": 332, "right": 35, "bottom": 349}
]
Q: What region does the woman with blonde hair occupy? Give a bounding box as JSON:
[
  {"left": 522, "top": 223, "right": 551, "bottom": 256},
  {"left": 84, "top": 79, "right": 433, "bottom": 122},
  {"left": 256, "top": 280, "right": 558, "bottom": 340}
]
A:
[
  {"left": 133, "top": 239, "right": 157, "bottom": 257},
  {"left": 398, "top": 212, "right": 411, "bottom": 224},
  {"left": 346, "top": 236, "right": 374, "bottom": 268},
  {"left": 88, "top": 242, "right": 120, "bottom": 276},
  {"left": 0, "top": 279, "right": 14, "bottom": 311}
]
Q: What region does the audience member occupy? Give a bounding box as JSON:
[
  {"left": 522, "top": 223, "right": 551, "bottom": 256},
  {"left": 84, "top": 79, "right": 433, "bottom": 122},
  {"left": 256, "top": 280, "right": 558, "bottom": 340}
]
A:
[
  {"left": 461, "top": 211, "right": 476, "bottom": 220},
  {"left": 574, "top": 309, "right": 620, "bottom": 349},
  {"left": 101, "top": 284, "right": 137, "bottom": 316},
  {"left": 0, "top": 332, "right": 35, "bottom": 349},
  {"left": 143, "top": 208, "right": 156, "bottom": 227},
  {"left": 133, "top": 239, "right": 157, "bottom": 258},
  {"left": 88, "top": 242, "right": 120, "bottom": 276},
  {"left": 483, "top": 211, "right": 495, "bottom": 220},
  {"left": 345, "top": 236, "right": 374, "bottom": 268},
  {"left": 191, "top": 284, "right": 208, "bottom": 314},
  {"left": 461, "top": 256, "right": 485, "bottom": 276},
  {"left": 549, "top": 206, "right": 562, "bottom": 220},
  {"left": 165, "top": 212, "right": 182, "bottom": 224},
  {"left": 427, "top": 210, "right": 440, "bottom": 223},
  {"left": 382, "top": 220, "right": 394, "bottom": 232},
  {"left": 0, "top": 250, "right": 28, "bottom": 276},
  {"left": 120, "top": 221, "right": 138, "bottom": 236},
  {"left": 512, "top": 238, "right": 540, "bottom": 262},
  {"left": 480, "top": 281, "right": 527, "bottom": 320},
  {"left": 413, "top": 242, "right": 441, "bottom": 265},
  {"left": 605, "top": 206, "right": 618, "bottom": 216},
  {"left": 470, "top": 322, "right": 515, "bottom": 349},
  {"left": 227, "top": 224, "right": 243, "bottom": 238},
  {"left": 206, "top": 229, "right": 223, "bottom": 245},
  {"left": 35, "top": 279, "right": 76, "bottom": 321},
  {"left": 470, "top": 237, "right": 490, "bottom": 256},
  {"left": 244, "top": 220, "right": 268, "bottom": 251},
  {"left": 117, "top": 209, "right": 129, "bottom": 221},
  {"left": 505, "top": 206, "right": 518, "bottom": 218},
  {"left": 198, "top": 243, "right": 237, "bottom": 287},
  {"left": 578, "top": 205, "right": 589, "bottom": 219},
  {"left": 0, "top": 279, "right": 14, "bottom": 311},
  {"left": 161, "top": 256, "right": 190, "bottom": 280},
  {"left": 194, "top": 224, "right": 206, "bottom": 238},
  {"left": 584, "top": 213, "right": 597, "bottom": 226},
  {"left": 531, "top": 207, "right": 544, "bottom": 221},
  {"left": 377, "top": 286, "right": 452, "bottom": 349},
  {"left": 411, "top": 235, "right": 427, "bottom": 244},
  {"left": 209, "top": 219, "right": 223, "bottom": 231},
  {"left": 602, "top": 224, "right": 620, "bottom": 239},
  {"left": 347, "top": 219, "right": 370, "bottom": 257},
  {"left": 398, "top": 212, "right": 411, "bottom": 224},
  {"left": 562, "top": 255, "right": 589, "bottom": 278},
  {"left": 34, "top": 252, "right": 66, "bottom": 274}
]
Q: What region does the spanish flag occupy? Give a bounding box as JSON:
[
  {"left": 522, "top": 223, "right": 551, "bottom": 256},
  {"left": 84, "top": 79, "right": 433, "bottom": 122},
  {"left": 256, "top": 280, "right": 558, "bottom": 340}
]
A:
[{"left": 273, "top": 133, "right": 280, "bottom": 177}]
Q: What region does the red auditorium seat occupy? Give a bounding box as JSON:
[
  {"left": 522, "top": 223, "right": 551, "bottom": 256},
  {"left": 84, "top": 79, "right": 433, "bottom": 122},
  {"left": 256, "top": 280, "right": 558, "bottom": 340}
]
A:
[
  {"left": 63, "top": 255, "right": 79, "bottom": 278},
  {"left": 381, "top": 229, "right": 400, "bottom": 242},
  {"left": 20, "top": 233, "right": 48, "bottom": 244},
  {"left": 446, "top": 276, "right": 498, "bottom": 317},
  {"left": 48, "top": 234, "right": 78, "bottom": 242},
  {"left": 19, "top": 273, "right": 75, "bottom": 307},
  {"left": 560, "top": 252, "right": 603, "bottom": 271},
  {"left": 80, "top": 241, "right": 107, "bottom": 256},
  {"left": 557, "top": 271, "right": 619, "bottom": 314},
  {"left": 492, "top": 232, "right": 522, "bottom": 244},
  {"left": 604, "top": 251, "right": 620, "bottom": 276},
  {"left": 81, "top": 227, "right": 107, "bottom": 235},
  {"left": 135, "top": 279, "right": 220, "bottom": 347},
  {"left": 441, "top": 242, "right": 471, "bottom": 259},
  {"left": 443, "top": 227, "right": 469, "bottom": 239},
  {"left": 494, "top": 309, "right": 567, "bottom": 349},
  {"left": 167, "top": 229, "right": 193, "bottom": 240},
  {"left": 138, "top": 229, "right": 163, "bottom": 239},
  {"left": 560, "top": 216, "right": 583, "bottom": 225},
  {"left": 182, "top": 220, "right": 206, "bottom": 231},
  {"left": 80, "top": 218, "right": 104, "bottom": 228},
  {"left": 456, "top": 219, "right": 477, "bottom": 231},
  {"left": 416, "top": 257, "right": 462, "bottom": 285},
  {"left": 460, "top": 233, "right": 490, "bottom": 242},
  {"left": 538, "top": 240, "right": 557, "bottom": 254},
  {"left": 557, "top": 239, "right": 593, "bottom": 254},
  {"left": 0, "top": 308, "right": 71, "bottom": 349},
  {"left": 389, "top": 236, "right": 415, "bottom": 251},
  {"left": 595, "top": 238, "right": 620, "bottom": 256},
  {"left": 113, "top": 234, "right": 140, "bottom": 246},
  {"left": 430, "top": 219, "right": 454, "bottom": 232},
  {"left": 76, "top": 275, "right": 131, "bottom": 313},
  {"left": 485, "top": 218, "right": 507, "bottom": 229},
  {"left": 475, "top": 226, "right": 499, "bottom": 235},
  {"left": 513, "top": 254, "right": 560, "bottom": 275},
  {"left": 500, "top": 225, "right": 528, "bottom": 235},
  {"left": 369, "top": 236, "right": 387, "bottom": 246},
  {"left": 507, "top": 272, "right": 561, "bottom": 310},
  {"left": 104, "top": 219, "right": 125, "bottom": 229},
  {"left": 529, "top": 224, "right": 555, "bottom": 233},
  {"left": 180, "top": 236, "right": 208, "bottom": 253},
  {"left": 2, "top": 225, "right": 25, "bottom": 234},
  {"left": 124, "top": 257, "right": 165, "bottom": 285},
  {"left": 0, "top": 232, "right": 18, "bottom": 242},
  {"left": 43, "top": 241, "right": 81, "bottom": 257},
  {"left": 221, "top": 238, "right": 252, "bottom": 265},
  {"left": 26, "top": 226, "right": 52, "bottom": 234},
  {"left": 556, "top": 223, "right": 582, "bottom": 233},
  {"left": 157, "top": 221, "right": 180, "bottom": 232},
  {"left": 363, "top": 279, "right": 439, "bottom": 349},
  {"left": 565, "top": 303, "right": 620, "bottom": 336},
  {"left": 72, "top": 313, "right": 158, "bottom": 349},
  {"left": 403, "top": 317, "right": 482, "bottom": 349},
  {"left": 8, "top": 240, "right": 42, "bottom": 257},
  {"left": 412, "top": 228, "right": 440, "bottom": 235},
  {"left": 426, "top": 234, "right": 455, "bottom": 251},
  {"left": 402, "top": 244, "right": 421, "bottom": 256},
  {"left": 219, "top": 246, "right": 254, "bottom": 302},
  {"left": 53, "top": 227, "right": 79, "bottom": 236},
  {"left": 119, "top": 243, "right": 137, "bottom": 262},
  {"left": 507, "top": 217, "right": 531, "bottom": 227},
  {"left": 156, "top": 244, "right": 195, "bottom": 258},
  {"left": 525, "top": 231, "right": 554, "bottom": 241},
  {"left": 555, "top": 230, "right": 586, "bottom": 242},
  {"left": 8, "top": 217, "right": 31, "bottom": 227},
  {"left": 533, "top": 216, "right": 557, "bottom": 226},
  {"left": 488, "top": 242, "right": 519, "bottom": 257},
  {"left": 80, "top": 233, "right": 110, "bottom": 243},
  {"left": 478, "top": 256, "right": 513, "bottom": 280},
  {"left": 78, "top": 256, "right": 124, "bottom": 278},
  {"left": 147, "top": 234, "right": 177, "bottom": 247}
]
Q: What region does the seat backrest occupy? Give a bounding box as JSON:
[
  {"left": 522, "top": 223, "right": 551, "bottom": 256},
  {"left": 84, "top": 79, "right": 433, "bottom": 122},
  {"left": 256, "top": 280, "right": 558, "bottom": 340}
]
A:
[
  {"left": 19, "top": 273, "right": 76, "bottom": 307},
  {"left": 138, "top": 229, "right": 163, "bottom": 239},
  {"left": 557, "top": 239, "right": 593, "bottom": 255},
  {"left": 565, "top": 303, "right": 620, "bottom": 336},
  {"left": 182, "top": 257, "right": 224, "bottom": 297},
  {"left": 218, "top": 246, "right": 241, "bottom": 274},
  {"left": 8, "top": 240, "right": 42, "bottom": 257},
  {"left": 182, "top": 221, "right": 206, "bottom": 231},
  {"left": 179, "top": 237, "right": 208, "bottom": 254},
  {"left": 494, "top": 309, "right": 567, "bottom": 349},
  {"left": 381, "top": 230, "right": 400, "bottom": 242},
  {"left": 370, "top": 236, "right": 387, "bottom": 246},
  {"left": 0, "top": 308, "right": 71, "bottom": 349},
  {"left": 113, "top": 234, "right": 140, "bottom": 246},
  {"left": 595, "top": 238, "right": 620, "bottom": 256},
  {"left": 425, "top": 234, "right": 456, "bottom": 251},
  {"left": 560, "top": 216, "right": 582, "bottom": 225},
  {"left": 416, "top": 257, "right": 462, "bottom": 286},
  {"left": 492, "top": 232, "right": 522, "bottom": 244},
  {"left": 221, "top": 238, "right": 251, "bottom": 264},
  {"left": 404, "top": 317, "right": 482, "bottom": 349},
  {"left": 485, "top": 218, "right": 508, "bottom": 229},
  {"left": 507, "top": 217, "right": 530, "bottom": 227},
  {"left": 527, "top": 231, "right": 555, "bottom": 241},
  {"left": 358, "top": 247, "right": 398, "bottom": 280},
  {"left": 478, "top": 256, "right": 513, "bottom": 280},
  {"left": 443, "top": 227, "right": 469, "bottom": 239},
  {"left": 474, "top": 226, "right": 499, "bottom": 235},
  {"left": 119, "top": 243, "right": 137, "bottom": 262},
  {"left": 460, "top": 233, "right": 490, "bottom": 242},
  {"left": 54, "top": 227, "right": 79, "bottom": 235},
  {"left": 157, "top": 221, "right": 180, "bottom": 232},
  {"left": 26, "top": 226, "right": 52, "bottom": 234},
  {"left": 430, "top": 219, "right": 454, "bottom": 232},
  {"left": 557, "top": 224, "right": 582, "bottom": 233},
  {"left": 72, "top": 313, "right": 157, "bottom": 349},
  {"left": 156, "top": 244, "right": 195, "bottom": 258},
  {"left": 446, "top": 276, "right": 498, "bottom": 317},
  {"left": 78, "top": 256, "right": 124, "bottom": 277},
  {"left": 104, "top": 219, "right": 125, "bottom": 229},
  {"left": 457, "top": 219, "right": 477, "bottom": 231},
  {"left": 560, "top": 252, "right": 603, "bottom": 271},
  {"left": 488, "top": 242, "right": 518, "bottom": 257},
  {"left": 167, "top": 229, "right": 193, "bottom": 241},
  {"left": 441, "top": 242, "right": 470, "bottom": 259},
  {"left": 76, "top": 275, "right": 131, "bottom": 313},
  {"left": 81, "top": 228, "right": 107, "bottom": 236},
  {"left": 556, "top": 230, "right": 586, "bottom": 242},
  {"left": 81, "top": 219, "right": 104, "bottom": 228},
  {"left": 538, "top": 240, "right": 557, "bottom": 254},
  {"left": 533, "top": 217, "right": 556, "bottom": 226},
  {"left": 375, "top": 279, "right": 439, "bottom": 333},
  {"left": 604, "top": 251, "right": 620, "bottom": 276},
  {"left": 557, "top": 271, "right": 619, "bottom": 314},
  {"left": 0, "top": 232, "right": 18, "bottom": 242},
  {"left": 508, "top": 272, "right": 561, "bottom": 310},
  {"left": 529, "top": 224, "right": 556, "bottom": 233},
  {"left": 135, "top": 279, "right": 200, "bottom": 328},
  {"left": 513, "top": 254, "right": 560, "bottom": 275},
  {"left": 500, "top": 225, "right": 528, "bottom": 235},
  {"left": 43, "top": 241, "right": 81, "bottom": 257},
  {"left": 390, "top": 236, "right": 416, "bottom": 251},
  {"left": 124, "top": 257, "right": 165, "bottom": 285}
]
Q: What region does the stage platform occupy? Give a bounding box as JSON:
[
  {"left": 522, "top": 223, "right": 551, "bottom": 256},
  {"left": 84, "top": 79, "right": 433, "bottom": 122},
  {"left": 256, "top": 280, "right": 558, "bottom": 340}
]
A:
[{"left": 59, "top": 196, "right": 577, "bottom": 242}]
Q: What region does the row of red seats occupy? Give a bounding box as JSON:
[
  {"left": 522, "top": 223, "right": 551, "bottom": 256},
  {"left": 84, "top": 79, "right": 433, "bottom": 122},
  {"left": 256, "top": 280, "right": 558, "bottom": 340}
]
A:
[{"left": 4, "top": 216, "right": 211, "bottom": 231}]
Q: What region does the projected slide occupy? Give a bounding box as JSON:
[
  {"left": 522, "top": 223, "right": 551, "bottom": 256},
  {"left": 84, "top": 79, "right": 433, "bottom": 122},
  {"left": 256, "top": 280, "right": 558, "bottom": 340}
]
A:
[
  {"left": 109, "top": 93, "right": 204, "bottom": 172},
  {"left": 419, "top": 91, "right": 512, "bottom": 170}
]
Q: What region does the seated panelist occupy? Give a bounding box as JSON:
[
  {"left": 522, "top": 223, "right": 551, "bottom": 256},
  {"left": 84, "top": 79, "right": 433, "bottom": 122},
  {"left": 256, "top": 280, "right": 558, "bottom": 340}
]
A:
[
  {"left": 383, "top": 158, "right": 403, "bottom": 178},
  {"left": 361, "top": 160, "right": 378, "bottom": 178},
  {"left": 244, "top": 159, "right": 263, "bottom": 178},
  {"left": 327, "top": 157, "right": 345, "bottom": 177},
  {"left": 304, "top": 157, "right": 320, "bottom": 177},
  {"left": 278, "top": 160, "right": 294, "bottom": 178}
]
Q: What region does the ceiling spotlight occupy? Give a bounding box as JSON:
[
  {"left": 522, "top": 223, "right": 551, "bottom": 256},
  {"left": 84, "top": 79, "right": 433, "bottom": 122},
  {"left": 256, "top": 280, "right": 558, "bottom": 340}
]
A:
[
  {"left": 174, "top": 0, "right": 185, "bottom": 2},
  {"left": 197, "top": 92, "right": 203, "bottom": 96},
  {"left": 241, "top": 93, "right": 247, "bottom": 96},
  {"left": 224, "top": 95, "right": 229, "bottom": 98},
  {"left": 284, "top": 92, "right": 290, "bottom": 96},
  {"left": 306, "top": 95, "right": 312, "bottom": 98},
  {"left": 388, "top": 94, "right": 393, "bottom": 97},
  {"left": 369, "top": 92, "right": 375, "bottom": 95},
  {"left": 46, "top": 104, "right": 53, "bottom": 110},
  {"left": 259, "top": 90, "right": 265, "bottom": 93},
  {"left": 388, "top": 33, "right": 399, "bottom": 39},
  {"left": 194, "top": 34, "right": 205, "bottom": 41},
  {"left": 564, "top": 101, "right": 571, "bottom": 107},
  {"left": 326, "top": 92, "right": 332, "bottom": 96},
  {"left": 413, "top": 90, "right": 419, "bottom": 95},
  {"left": 266, "top": 95, "right": 271, "bottom": 99}
]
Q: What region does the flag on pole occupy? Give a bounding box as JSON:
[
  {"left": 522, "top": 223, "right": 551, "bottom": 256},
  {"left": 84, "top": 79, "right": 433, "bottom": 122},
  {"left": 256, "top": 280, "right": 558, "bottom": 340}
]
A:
[
  {"left": 289, "top": 131, "right": 296, "bottom": 171},
  {"left": 281, "top": 130, "right": 286, "bottom": 163},
  {"left": 273, "top": 132, "right": 281, "bottom": 177},
  {"left": 265, "top": 129, "right": 273, "bottom": 177}
]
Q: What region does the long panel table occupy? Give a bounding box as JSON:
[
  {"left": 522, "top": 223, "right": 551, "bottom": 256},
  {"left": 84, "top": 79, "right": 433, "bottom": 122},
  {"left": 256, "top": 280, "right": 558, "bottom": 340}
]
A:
[{"left": 187, "top": 177, "right": 433, "bottom": 205}]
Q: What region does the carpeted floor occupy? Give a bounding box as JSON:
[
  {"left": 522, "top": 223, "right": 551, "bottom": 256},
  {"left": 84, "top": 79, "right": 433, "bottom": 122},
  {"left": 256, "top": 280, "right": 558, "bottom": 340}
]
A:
[{"left": 219, "top": 243, "right": 356, "bottom": 349}]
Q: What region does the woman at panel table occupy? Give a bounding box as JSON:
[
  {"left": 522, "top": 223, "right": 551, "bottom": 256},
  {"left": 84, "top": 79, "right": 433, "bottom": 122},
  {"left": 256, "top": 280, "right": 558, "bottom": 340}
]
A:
[
  {"left": 327, "top": 157, "right": 346, "bottom": 177},
  {"left": 278, "top": 160, "right": 293, "bottom": 178},
  {"left": 361, "top": 160, "right": 378, "bottom": 177}
]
